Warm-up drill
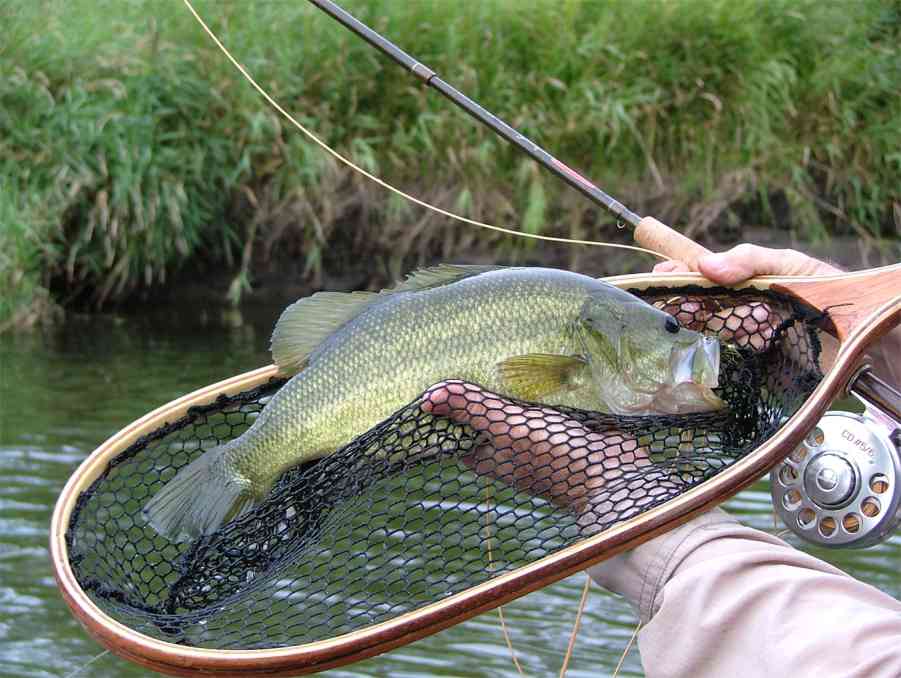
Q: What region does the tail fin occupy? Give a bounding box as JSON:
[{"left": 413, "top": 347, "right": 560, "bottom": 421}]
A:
[{"left": 143, "top": 447, "right": 253, "bottom": 542}]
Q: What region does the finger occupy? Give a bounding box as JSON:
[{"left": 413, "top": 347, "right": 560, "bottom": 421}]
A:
[
  {"left": 422, "top": 381, "right": 488, "bottom": 419},
  {"left": 705, "top": 301, "right": 776, "bottom": 349},
  {"left": 653, "top": 260, "right": 691, "bottom": 273},
  {"left": 424, "top": 384, "right": 653, "bottom": 513},
  {"left": 422, "top": 382, "right": 532, "bottom": 439},
  {"left": 698, "top": 244, "right": 839, "bottom": 285}
]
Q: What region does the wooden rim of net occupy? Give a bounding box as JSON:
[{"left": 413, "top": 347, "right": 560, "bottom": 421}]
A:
[{"left": 50, "top": 267, "right": 900, "bottom": 676}]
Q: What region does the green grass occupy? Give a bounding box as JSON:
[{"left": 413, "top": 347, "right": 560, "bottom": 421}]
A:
[{"left": 2, "top": 0, "right": 899, "bottom": 326}]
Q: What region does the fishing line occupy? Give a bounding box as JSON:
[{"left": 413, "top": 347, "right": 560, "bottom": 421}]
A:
[
  {"left": 481, "top": 446, "right": 591, "bottom": 678},
  {"left": 612, "top": 621, "right": 641, "bottom": 678},
  {"left": 180, "top": 0, "right": 669, "bottom": 260},
  {"left": 481, "top": 478, "right": 526, "bottom": 677},
  {"left": 557, "top": 574, "right": 591, "bottom": 678},
  {"left": 496, "top": 605, "right": 525, "bottom": 677},
  {"left": 63, "top": 650, "right": 110, "bottom": 678}
]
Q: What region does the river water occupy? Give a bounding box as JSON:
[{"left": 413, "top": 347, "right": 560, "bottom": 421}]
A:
[{"left": 1, "top": 306, "right": 899, "bottom": 678}]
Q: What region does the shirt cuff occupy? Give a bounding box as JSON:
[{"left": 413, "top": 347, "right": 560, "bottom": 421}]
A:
[{"left": 587, "top": 508, "right": 743, "bottom": 623}]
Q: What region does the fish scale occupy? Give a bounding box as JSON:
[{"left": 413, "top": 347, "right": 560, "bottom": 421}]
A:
[
  {"left": 234, "top": 269, "right": 600, "bottom": 485},
  {"left": 144, "top": 266, "right": 722, "bottom": 541}
]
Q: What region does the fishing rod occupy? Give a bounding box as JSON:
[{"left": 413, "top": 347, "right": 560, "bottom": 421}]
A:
[
  {"left": 193, "top": 0, "right": 901, "bottom": 545},
  {"left": 306, "top": 0, "right": 704, "bottom": 265},
  {"left": 308, "top": 0, "right": 639, "bottom": 226}
]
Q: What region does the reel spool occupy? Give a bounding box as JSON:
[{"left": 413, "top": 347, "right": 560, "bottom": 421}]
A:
[{"left": 772, "top": 371, "right": 901, "bottom": 549}]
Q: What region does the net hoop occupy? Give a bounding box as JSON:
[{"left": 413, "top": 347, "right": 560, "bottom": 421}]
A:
[{"left": 50, "top": 269, "right": 900, "bottom": 677}]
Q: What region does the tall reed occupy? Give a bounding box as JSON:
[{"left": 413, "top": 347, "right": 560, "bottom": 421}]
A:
[{"left": 2, "top": 0, "right": 899, "bottom": 325}]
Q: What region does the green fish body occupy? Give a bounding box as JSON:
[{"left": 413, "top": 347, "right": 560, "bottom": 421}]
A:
[{"left": 145, "top": 266, "right": 722, "bottom": 541}]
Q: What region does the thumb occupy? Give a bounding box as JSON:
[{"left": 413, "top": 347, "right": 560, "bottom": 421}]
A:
[
  {"left": 420, "top": 381, "right": 478, "bottom": 424},
  {"left": 421, "top": 381, "right": 503, "bottom": 434}
]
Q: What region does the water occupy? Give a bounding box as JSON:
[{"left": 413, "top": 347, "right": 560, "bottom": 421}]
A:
[{"left": 1, "top": 308, "right": 898, "bottom": 678}]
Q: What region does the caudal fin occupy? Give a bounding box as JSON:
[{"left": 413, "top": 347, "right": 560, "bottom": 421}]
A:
[{"left": 143, "top": 447, "right": 253, "bottom": 542}]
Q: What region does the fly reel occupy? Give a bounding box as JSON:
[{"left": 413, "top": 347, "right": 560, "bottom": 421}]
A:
[{"left": 771, "top": 370, "right": 901, "bottom": 548}]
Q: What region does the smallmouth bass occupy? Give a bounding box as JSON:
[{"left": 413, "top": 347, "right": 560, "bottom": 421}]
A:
[{"left": 145, "top": 266, "right": 723, "bottom": 541}]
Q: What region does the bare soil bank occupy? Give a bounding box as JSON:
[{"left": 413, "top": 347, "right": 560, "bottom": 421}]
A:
[{"left": 137, "top": 223, "right": 900, "bottom": 317}]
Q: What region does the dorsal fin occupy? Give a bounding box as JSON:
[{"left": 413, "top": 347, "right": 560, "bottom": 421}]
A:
[
  {"left": 271, "top": 291, "right": 379, "bottom": 374},
  {"left": 388, "top": 264, "right": 506, "bottom": 293},
  {"left": 271, "top": 264, "right": 506, "bottom": 375}
]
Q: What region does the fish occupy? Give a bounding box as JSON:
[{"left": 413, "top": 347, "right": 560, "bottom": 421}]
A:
[{"left": 144, "top": 265, "right": 724, "bottom": 541}]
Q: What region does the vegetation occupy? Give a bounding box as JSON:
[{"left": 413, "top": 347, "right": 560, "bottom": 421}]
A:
[{"left": 2, "top": 0, "right": 899, "bottom": 327}]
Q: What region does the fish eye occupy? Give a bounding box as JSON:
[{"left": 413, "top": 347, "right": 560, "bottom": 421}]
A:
[{"left": 664, "top": 316, "right": 680, "bottom": 334}]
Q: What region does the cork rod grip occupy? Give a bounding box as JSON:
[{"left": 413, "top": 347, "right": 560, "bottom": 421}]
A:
[{"left": 634, "top": 216, "right": 712, "bottom": 268}]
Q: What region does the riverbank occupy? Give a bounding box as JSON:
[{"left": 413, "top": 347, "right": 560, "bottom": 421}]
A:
[{"left": 3, "top": 0, "right": 899, "bottom": 328}]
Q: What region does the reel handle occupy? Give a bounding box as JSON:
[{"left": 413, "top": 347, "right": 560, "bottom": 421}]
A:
[
  {"left": 850, "top": 369, "right": 901, "bottom": 425},
  {"left": 634, "top": 216, "right": 712, "bottom": 268}
]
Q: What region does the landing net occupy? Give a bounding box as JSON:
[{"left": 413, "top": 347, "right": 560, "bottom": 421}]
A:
[{"left": 66, "top": 286, "right": 823, "bottom": 649}]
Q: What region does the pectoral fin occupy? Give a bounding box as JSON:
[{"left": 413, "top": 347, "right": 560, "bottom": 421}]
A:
[{"left": 497, "top": 353, "right": 588, "bottom": 401}]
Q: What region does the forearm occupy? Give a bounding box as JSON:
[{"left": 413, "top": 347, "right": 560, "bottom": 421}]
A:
[{"left": 588, "top": 509, "right": 901, "bottom": 678}]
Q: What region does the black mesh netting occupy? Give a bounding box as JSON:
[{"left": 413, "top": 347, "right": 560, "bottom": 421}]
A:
[{"left": 67, "top": 287, "right": 824, "bottom": 649}]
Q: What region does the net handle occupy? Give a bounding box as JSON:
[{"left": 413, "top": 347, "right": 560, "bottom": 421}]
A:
[
  {"left": 633, "top": 217, "right": 901, "bottom": 344},
  {"left": 633, "top": 216, "right": 712, "bottom": 268}
]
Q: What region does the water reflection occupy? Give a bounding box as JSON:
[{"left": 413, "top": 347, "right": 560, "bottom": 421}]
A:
[{"left": 1, "top": 308, "right": 897, "bottom": 677}]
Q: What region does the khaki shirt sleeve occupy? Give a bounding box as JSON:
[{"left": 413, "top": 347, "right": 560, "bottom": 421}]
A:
[{"left": 588, "top": 509, "right": 901, "bottom": 678}]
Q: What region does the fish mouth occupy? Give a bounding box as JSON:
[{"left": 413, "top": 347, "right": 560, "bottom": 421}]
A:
[{"left": 669, "top": 335, "right": 720, "bottom": 388}]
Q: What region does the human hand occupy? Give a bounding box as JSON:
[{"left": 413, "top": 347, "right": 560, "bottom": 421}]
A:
[
  {"left": 652, "top": 243, "right": 840, "bottom": 280},
  {"left": 420, "top": 380, "right": 650, "bottom": 513},
  {"left": 652, "top": 243, "right": 899, "bottom": 384},
  {"left": 419, "top": 380, "right": 741, "bottom": 618},
  {"left": 648, "top": 244, "right": 836, "bottom": 352}
]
